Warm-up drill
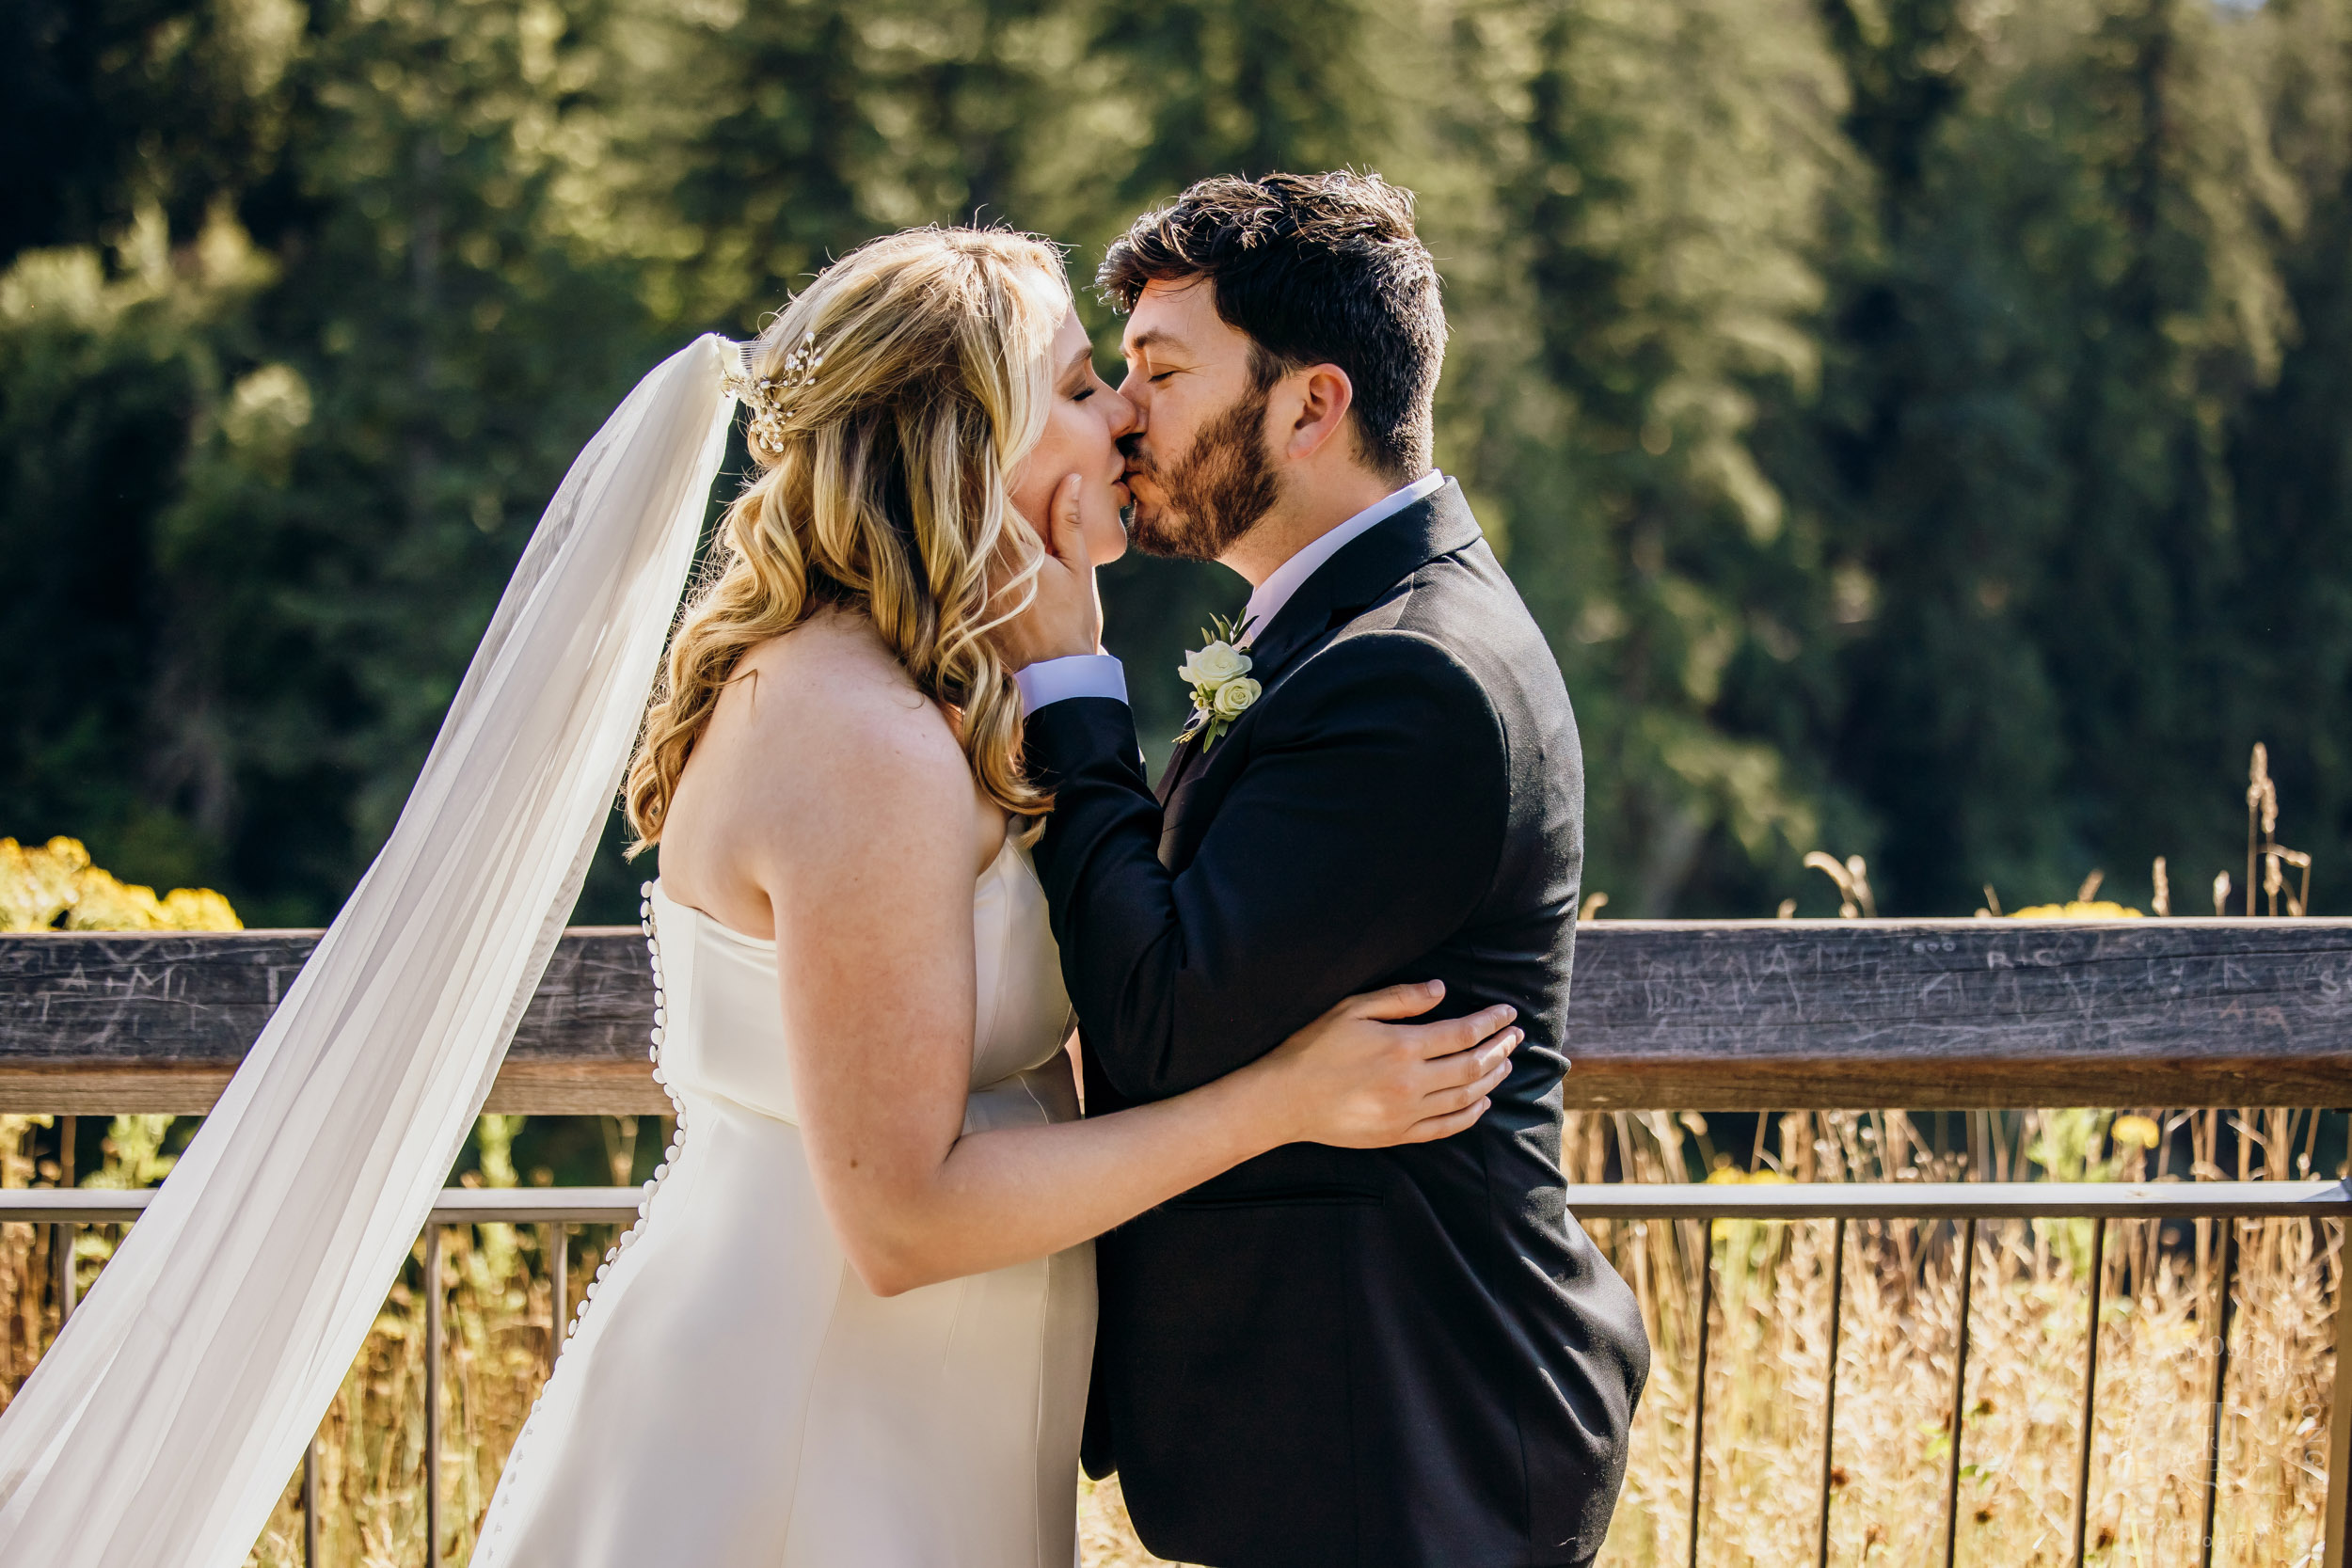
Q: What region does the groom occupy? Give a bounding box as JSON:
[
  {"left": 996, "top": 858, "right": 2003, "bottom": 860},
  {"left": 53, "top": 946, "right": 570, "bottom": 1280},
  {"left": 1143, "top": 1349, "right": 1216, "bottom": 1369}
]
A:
[{"left": 1009, "top": 172, "right": 1648, "bottom": 1568}]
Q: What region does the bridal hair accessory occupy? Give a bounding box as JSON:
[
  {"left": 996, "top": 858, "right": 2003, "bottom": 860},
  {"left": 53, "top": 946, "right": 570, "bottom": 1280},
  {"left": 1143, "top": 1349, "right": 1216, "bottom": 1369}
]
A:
[
  {"left": 1176, "top": 612, "right": 1261, "bottom": 751},
  {"left": 727, "top": 329, "right": 826, "bottom": 462}
]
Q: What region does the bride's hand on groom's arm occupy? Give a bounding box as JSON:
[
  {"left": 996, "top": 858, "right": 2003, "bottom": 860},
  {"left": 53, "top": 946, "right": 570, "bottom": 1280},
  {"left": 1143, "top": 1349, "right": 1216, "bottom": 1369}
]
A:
[
  {"left": 993, "top": 473, "right": 1103, "bottom": 671},
  {"left": 1250, "top": 980, "right": 1520, "bottom": 1148}
]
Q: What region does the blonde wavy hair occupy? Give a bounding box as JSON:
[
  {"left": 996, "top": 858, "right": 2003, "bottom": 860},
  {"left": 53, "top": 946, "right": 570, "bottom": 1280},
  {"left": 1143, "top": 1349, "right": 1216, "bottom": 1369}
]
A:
[{"left": 624, "top": 228, "right": 1068, "bottom": 855}]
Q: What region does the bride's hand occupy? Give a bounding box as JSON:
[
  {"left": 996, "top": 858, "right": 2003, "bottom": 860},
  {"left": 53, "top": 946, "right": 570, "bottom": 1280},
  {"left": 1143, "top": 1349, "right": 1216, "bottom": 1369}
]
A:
[
  {"left": 993, "top": 472, "right": 1104, "bottom": 670},
  {"left": 1252, "top": 981, "right": 1520, "bottom": 1148}
]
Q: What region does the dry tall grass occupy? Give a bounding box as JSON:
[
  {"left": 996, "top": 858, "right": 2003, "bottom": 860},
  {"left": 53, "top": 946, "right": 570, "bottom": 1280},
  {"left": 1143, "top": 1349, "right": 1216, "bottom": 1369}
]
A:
[
  {"left": 1574, "top": 1108, "right": 2344, "bottom": 1568},
  {"left": 2, "top": 1108, "right": 2342, "bottom": 1567}
]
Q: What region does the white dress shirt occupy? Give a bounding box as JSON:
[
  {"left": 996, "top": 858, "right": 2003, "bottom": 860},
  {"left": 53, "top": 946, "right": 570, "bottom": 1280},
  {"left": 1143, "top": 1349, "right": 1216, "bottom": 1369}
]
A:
[{"left": 1014, "top": 470, "right": 1445, "bottom": 715}]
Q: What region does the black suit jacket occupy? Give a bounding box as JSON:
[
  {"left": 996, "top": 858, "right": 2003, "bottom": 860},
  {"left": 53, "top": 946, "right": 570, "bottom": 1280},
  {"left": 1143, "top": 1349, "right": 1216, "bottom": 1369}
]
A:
[{"left": 1025, "top": 483, "right": 1649, "bottom": 1568}]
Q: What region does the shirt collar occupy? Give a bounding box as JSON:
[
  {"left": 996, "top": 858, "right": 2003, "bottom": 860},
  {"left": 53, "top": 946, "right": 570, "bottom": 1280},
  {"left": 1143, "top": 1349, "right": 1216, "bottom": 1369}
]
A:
[{"left": 1241, "top": 470, "right": 1445, "bottom": 641}]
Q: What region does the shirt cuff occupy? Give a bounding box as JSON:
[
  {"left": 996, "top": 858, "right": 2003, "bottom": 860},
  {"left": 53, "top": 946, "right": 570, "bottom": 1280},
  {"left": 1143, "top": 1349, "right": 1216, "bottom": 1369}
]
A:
[{"left": 1014, "top": 653, "right": 1128, "bottom": 716}]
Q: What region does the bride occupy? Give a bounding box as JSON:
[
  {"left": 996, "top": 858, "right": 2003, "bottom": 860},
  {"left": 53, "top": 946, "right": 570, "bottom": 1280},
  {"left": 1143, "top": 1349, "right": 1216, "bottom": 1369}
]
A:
[{"left": 465, "top": 227, "right": 1519, "bottom": 1565}]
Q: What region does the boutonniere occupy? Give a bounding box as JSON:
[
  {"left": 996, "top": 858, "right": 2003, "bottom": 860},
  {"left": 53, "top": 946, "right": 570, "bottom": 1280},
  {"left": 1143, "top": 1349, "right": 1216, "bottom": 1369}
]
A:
[{"left": 1176, "top": 613, "right": 1262, "bottom": 751}]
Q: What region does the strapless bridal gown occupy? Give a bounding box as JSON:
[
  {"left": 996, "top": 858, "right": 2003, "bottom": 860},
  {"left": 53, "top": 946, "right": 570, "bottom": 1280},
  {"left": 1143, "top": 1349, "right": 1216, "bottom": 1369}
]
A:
[{"left": 473, "top": 840, "right": 1095, "bottom": 1566}]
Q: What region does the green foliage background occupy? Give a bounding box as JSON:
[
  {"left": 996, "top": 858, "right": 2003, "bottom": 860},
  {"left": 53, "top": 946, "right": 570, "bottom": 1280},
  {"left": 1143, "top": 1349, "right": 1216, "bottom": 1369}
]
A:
[{"left": 6, "top": 0, "right": 2350, "bottom": 923}]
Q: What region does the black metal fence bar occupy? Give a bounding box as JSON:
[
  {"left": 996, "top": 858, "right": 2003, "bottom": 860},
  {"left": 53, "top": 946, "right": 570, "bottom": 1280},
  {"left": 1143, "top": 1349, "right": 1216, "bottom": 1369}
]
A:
[
  {"left": 1814, "top": 1216, "right": 1845, "bottom": 1568},
  {"left": 2069, "top": 1217, "right": 2107, "bottom": 1568},
  {"left": 2332, "top": 1284, "right": 2352, "bottom": 1568},
  {"left": 302, "top": 1438, "right": 319, "bottom": 1568},
  {"left": 1943, "top": 1216, "right": 1978, "bottom": 1568},
  {"left": 1686, "top": 1226, "right": 1712, "bottom": 1568},
  {"left": 3, "top": 1182, "right": 2344, "bottom": 1565},
  {"left": 423, "top": 1224, "right": 443, "bottom": 1568},
  {"left": 50, "top": 1114, "right": 75, "bottom": 1324},
  {"left": 546, "top": 1221, "right": 567, "bottom": 1375},
  {"left": 50, "top": 1218, "right": 73, "bottom": 1322},
  {"left": 2200, "top": 1218, "right": 2241, "bottom": 1568}
]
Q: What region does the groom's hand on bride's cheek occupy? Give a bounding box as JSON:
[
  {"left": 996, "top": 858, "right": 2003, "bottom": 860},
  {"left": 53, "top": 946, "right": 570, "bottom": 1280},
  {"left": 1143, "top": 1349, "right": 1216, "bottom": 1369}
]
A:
[{"left": 995, "top": 473, "right": 1101, "bottom": 671}]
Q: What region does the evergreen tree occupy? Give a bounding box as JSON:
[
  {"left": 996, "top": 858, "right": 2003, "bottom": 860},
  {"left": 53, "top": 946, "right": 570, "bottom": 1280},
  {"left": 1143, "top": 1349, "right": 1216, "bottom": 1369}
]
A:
[
  {"left": 2, "top": 0, "right": 660, "bottom": 922},
  {"left": 2219, "top": 0, "right": 2352, "bottom": 909},
  {"left": 1, "top": 206, "right": 275, "bottom": 897},
  {"left": 1791, "top": 0, "right": 2303, "bottom": 911},
  {"left": 1451, "top": 0, "right": 1855, "bottom": 913},
  {"left": 1787, "top": 0, "right": 2083, "bottom": 911},
  {"left": 0, "top": 0, "right": 302, "bottom": 259},
  {"left": 10, "top": 0, "right": 2352, "bottom": 923}
]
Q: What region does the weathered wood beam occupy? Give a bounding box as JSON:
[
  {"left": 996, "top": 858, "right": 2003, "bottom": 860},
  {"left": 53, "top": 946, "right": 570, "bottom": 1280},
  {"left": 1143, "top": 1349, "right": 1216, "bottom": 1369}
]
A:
[
  {"left": 1565, "top": 918, "right": 2352, "bottom": 1109},
  {"left": 3, "top": 919, "right": 2348, "bottom": 1113},
  {"left": 0, "top": 928, "right": 665, "bottom": 1115}
]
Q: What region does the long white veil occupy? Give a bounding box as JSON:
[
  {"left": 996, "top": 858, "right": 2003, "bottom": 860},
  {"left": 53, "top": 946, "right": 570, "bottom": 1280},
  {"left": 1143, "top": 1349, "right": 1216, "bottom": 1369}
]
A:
[{"left": 0, "top": 334, "right": 739, "bottom": 1566}]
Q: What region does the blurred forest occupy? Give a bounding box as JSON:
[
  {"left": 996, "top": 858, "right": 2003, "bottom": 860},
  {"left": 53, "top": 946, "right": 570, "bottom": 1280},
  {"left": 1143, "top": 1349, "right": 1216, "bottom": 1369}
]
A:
[{"left": 7, "top": 0, "right": 2352, "bottom": 924}]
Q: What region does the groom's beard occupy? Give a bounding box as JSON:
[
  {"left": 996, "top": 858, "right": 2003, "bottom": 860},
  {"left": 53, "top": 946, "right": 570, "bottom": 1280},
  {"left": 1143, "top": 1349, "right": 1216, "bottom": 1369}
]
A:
[{"left": 1121, "top": 387, "right": 1280, "bottom": 562}]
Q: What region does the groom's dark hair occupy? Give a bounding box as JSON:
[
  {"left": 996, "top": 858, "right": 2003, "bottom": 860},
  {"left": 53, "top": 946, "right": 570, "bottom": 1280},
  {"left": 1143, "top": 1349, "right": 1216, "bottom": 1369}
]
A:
[{"left": 1099, "top": 171, "right": 1445, "bottom": 483}]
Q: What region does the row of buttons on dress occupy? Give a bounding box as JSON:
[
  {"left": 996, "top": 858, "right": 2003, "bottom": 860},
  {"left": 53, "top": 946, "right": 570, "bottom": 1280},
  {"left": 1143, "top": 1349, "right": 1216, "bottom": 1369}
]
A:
[
  {"left": 477, "top": 882, "right": 690, "bottom": 1548},
  {"left": 561, "top": 883, "right": 689, "bottom": 1327}
]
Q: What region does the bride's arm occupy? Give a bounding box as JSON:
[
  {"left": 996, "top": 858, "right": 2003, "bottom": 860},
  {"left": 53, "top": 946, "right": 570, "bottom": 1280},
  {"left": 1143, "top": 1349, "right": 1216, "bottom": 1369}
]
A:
[{"left": 742, "top": 667, "right": 1515, "bottom": 1299}]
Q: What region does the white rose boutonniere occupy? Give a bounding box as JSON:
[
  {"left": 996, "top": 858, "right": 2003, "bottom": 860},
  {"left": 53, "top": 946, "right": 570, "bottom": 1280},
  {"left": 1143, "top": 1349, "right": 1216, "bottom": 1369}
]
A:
[
  {"left": 1179, "top": 640, "right": 1251, "bottom": 688},
  {"left": 1176, "top": 613, "right": 1260, "bottom": 750},
  {"left": 1211, "top": 676, "right": 1262, "bottom": 721}
]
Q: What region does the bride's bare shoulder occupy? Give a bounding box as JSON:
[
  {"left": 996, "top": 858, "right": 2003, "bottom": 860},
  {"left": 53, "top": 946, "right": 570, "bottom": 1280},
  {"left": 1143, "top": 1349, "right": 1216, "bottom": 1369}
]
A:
[
  {"left": 687, "top": 611, "right": 969, "bottom": 844},
  {"left": 734, "top": 606, "right": 964, "bottom": 780},
  {"left": 658, "top": 611, "right": 977, "bottom": 929}
]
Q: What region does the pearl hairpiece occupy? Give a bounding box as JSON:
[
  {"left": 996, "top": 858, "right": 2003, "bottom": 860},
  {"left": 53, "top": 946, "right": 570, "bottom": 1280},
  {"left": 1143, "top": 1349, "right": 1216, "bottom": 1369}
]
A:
[{"left": 725, "top": 330, "right": 825, "bottom": 461}]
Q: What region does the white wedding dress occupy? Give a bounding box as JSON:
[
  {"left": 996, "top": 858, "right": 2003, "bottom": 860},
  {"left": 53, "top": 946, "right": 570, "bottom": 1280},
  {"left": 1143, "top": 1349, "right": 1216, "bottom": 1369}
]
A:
[
  {"left": 0, "top": 337, "right": 1103, "bottom": 1567},
  {"left": 473, "top": 838, "right": 1096, "bottom": 1566}
]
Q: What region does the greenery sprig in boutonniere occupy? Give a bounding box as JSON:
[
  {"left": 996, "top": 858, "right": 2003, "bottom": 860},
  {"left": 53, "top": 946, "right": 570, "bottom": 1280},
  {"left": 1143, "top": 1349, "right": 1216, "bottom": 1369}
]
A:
[{"left": 1176, "top": 613, "right": 1262, "bottom": 751}]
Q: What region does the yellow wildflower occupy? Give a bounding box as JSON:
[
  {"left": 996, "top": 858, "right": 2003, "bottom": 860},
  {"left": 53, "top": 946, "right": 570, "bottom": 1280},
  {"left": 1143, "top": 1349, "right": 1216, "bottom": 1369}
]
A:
[
  {"left": 1705, "top": 1165, "right": 1793, "bottom": 1185},
  {"left": 157, "top": 887, "right": 242, "bottom": 930},
  {"left": 1, "top": 836, "right": 89, "bottom": 930},
  {"left": 2008, "top": 900, "right": 2142, "bottom": 920},
  {"left": 0, "top": 836, "right": 241, "bottom": 931}
]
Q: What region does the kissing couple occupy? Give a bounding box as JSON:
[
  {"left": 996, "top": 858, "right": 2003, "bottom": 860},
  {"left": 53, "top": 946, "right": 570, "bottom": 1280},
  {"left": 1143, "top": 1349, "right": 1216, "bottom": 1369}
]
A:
[{"left": 0, "top": 173, "right": 1645, "bottom": 1568}]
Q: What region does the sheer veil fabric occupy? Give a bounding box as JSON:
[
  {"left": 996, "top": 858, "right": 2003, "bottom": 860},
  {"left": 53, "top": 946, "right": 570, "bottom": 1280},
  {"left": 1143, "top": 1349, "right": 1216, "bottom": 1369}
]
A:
[{"left": 0, "top": 336, "right": 739, "bottom": 1568}]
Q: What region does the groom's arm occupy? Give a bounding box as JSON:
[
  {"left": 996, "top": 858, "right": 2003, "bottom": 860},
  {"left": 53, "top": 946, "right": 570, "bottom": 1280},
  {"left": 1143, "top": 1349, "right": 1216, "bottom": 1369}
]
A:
[{"left": 1025, "top": 630, "right": 1510, "bottom": 1103}]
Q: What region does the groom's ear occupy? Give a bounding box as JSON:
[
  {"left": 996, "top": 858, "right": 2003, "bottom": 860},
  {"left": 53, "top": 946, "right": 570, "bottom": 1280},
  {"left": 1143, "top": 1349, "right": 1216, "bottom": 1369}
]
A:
[{"left": 1274, "top": 363, "right": 1359, "bottom": 465}]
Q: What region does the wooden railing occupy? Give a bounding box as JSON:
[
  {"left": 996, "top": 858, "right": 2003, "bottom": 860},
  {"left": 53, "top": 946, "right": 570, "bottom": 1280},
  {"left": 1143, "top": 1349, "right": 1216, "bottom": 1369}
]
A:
[
  {"left": 2, "top": 918, "right": 2348, "bottom": 1565},
  {"left": 5, "top": 918, "right": 2349, "bottom": 1112}
]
